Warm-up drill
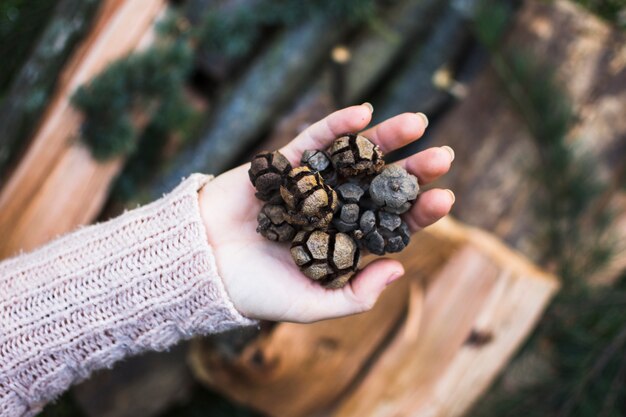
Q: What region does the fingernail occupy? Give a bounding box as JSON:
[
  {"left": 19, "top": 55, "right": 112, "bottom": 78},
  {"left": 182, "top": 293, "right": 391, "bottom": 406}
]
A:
[
  {"left": 441, "top": 145, "right": 455, "bottom": 161},
  {"left": 416, "top": 112, "right": 429, "bottom": 128},
  {"left": 386, "top": 271, "right": 404, "bottom": 286},
  {"left": 446, "top": 189, "right": 456, "bottom": 204},
  {"left": 362, "top": 102, "right": 374, "bottom": 113}
]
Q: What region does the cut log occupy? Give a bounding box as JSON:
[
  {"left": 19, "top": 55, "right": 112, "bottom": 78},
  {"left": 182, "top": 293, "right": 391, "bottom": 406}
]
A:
[
  {"left": 425, "top": 0, "right": 626, "bottom": 281},
  {"left": 189, "top": 216, "right": 559, "bottom": 417},
  {"left": 371, "top": 5, "right": 472, "bottom": 127},
  {"left": 335, "top": 246, "right": 556, "bottom": 417},
  {"left": 0, "top": 0, "right": 166, "bottom": 259},
  {"left": 190, "top": 268, "right": 413, "bottom": 417},
  {"left": 247, "top": 0, "right": 450, "bottom": 158},
  {"left": 186, "top": 0, "right": 265, "bottom": 81},
  {"left": 340, "top": 0, "right": 448, "bottom": 104},
  {"left": 0, "top": 0, "right": 100, "bottom": 179},
  {"left": 151, "top": 18, "right": 350, "bottom": 197}
]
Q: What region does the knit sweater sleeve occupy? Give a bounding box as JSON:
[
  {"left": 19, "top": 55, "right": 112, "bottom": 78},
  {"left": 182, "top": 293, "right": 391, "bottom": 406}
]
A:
[{"left": 0, "top": 173, "right": 257, "bottom": 417}]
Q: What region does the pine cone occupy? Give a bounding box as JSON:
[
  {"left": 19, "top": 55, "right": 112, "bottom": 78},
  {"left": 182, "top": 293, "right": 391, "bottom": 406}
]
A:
[
  {"left": 356, "top": 209, "right": 411, "bottom": 255},
  {"left": 301, "top": 149, "right": 337, "bottom": 186},
  {"left": 369, "top": 165, "right": 419, "bottom": 214},
  {"left": 290, "top": 230, "right": 360, "bottom": 288},
  {"left": 332, "top": 182, "right": 365, "bottom": 233},
  {"left": 329, "top": 134, "right": 384, "bottom": 177},
  {"left": 280, "top": 166, "right": 338, "bottom": 229},
  {"left": 256, "top": 203, "right": 296, "bottom": 242},
  {"left": 248, "top": 151, "right": 292, "bottom": 203}
]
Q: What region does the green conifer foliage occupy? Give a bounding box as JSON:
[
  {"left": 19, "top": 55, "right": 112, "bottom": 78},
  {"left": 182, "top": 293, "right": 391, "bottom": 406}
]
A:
[
  {"left": 0, "top": 0, "right": 57, "bottom": 97},
  {"left": 71, "top": 39, "right": 194, "bottom": 161},
  {"left": 196, "top": 0, "right": 378, "bottom": 59},
  {"left": 72, "top": 0, "right": 381, "bottom": 163}
]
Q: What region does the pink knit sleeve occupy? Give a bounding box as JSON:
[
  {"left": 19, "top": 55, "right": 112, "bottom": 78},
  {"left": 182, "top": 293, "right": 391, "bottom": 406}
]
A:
[{"left": 0, "top": 173, "right": 257, "bottom": 417}]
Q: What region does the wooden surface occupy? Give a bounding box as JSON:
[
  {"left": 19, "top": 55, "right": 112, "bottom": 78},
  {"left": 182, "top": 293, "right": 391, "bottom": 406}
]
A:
[
  {"left": 427, "top": 0, "right": 626, "bottom": 282},
  {"left": 0, "top": 0, "right": 165, "bottom": 259},
  {"left": 189, "top": 266, "right": 413, "bottom": 417},
  {"left": 189, "top": 216, "right": 559, "bottom": 417}
]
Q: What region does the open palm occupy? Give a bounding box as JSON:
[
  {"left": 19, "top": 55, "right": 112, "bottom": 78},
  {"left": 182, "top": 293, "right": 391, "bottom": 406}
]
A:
[{"left": 198, "top": 105, "right": 455, "bottom": 323}]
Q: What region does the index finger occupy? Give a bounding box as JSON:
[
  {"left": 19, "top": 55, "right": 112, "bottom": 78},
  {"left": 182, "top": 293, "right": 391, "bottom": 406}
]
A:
[{"left": 280, "top": 104, "right": 373, "bottom": 165}]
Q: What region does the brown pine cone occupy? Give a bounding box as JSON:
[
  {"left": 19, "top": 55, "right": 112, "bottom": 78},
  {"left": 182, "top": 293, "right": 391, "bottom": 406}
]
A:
[
  {"left": 356, "top": 210, "right": 411, "bottom": 255},
  {"left": 329, "top": 134, "right": 384, "bottom": 178},
  {"left": 332, "top": 182, "right": 365, "bottom": 233},
  {"left": 248, "top": 151, "right": 292, "bottom": 203},
  {"left": 290, "top": 230, "right": 360, "bottom": 288},
  {"left": 369, "top": 165, "right": 419, "bottom": 214},
  {"left": 256, "top": 203, "right": 296, "bottom": 242},
  {"left": 280, "top": 166, "right": 338, "bottom": 229},
  {"left": 301, "top": 149, "right": 337, "bottom": 186}
]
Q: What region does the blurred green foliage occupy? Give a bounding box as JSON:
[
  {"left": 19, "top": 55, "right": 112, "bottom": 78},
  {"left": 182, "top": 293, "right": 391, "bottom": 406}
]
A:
[
  {"left": 71, "top": 38, "right": 195, "bottom": 161},
  {"left": 73, "top": 0, "right": 381, "bottom": 162},
  {"left": 0, "top": 0, "right": 56, "bottom": 98},
  {"left": 158, "top": 386, "right": 264, "bottom": 417},
  {"left": 574, "top": 0, "right": 626, "bottom": 26},
  {"left": 0, "top": 0, "right": 99, "bottom": 181},
  {"left": 38, "top": 392, "right": 85, "bottom": 417},
  {"left": 196, "top": 0, "right": 378, "bottom": 59},
  {"left": 474, "top": 276, "right": 626, "bottom": 417},
  {"left": 72, "top": 0, "right": 381, "bottom": 198}
]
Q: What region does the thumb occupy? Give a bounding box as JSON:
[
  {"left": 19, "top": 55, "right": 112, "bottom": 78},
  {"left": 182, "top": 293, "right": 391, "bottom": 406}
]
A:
[{"left": 340, "top": 258, "right": 405, "bottom": 315}]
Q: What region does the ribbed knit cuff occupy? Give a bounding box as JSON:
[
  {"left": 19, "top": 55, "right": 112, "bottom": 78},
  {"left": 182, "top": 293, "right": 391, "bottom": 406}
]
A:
[{"left": 0, "top": 173, "right": 257, "bottom": 417}]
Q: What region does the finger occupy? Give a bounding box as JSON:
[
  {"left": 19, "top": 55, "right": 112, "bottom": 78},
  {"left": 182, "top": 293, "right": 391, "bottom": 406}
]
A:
[
  {"left": 330, "top": 258, "right": 405, "bottom": 317},
  {"left": 396, "top": 146, "right": 454, "bottom": 185},
  {"left": 404, "top": 188, "right": 455, "bottom": 233},
  {"left": 281, "top": 104, "right": 373, "bottom": 165},
  {"left": 359, "top": 112, "right": 428, "bottom": 153},
  {"left": 304, "top": 258, "right": 404, "bottom": 320},
  {"left": 301, "top": 258, "right": 403, "bottom": 322}
]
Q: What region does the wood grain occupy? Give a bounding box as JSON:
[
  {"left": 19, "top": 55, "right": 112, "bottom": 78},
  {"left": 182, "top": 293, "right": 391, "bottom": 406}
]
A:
[
  {"left": 0, "top": 0, "right": 165, "bottom": 258},
  {"left": 189, "top": 217, "right": 559, "bottom": 417}
]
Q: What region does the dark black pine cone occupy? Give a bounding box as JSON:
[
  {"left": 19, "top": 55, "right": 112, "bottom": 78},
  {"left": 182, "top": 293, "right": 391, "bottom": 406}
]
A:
[
  {"left": 369, "top": 165, "right": 419, "bottom": 214},
  {"left": 248, "top": 151, "right": 292, "bottom": 203},
  {"left": 355, "top": 209, "right": 411, "bottom": 255},
  {"left": 290, "top": 230, "right": 360, "bottom": 289},
  {"left": 332, "top": 182, "right": 365, "bottom": 233},
  {"left": 329, "top": 134, "right": 384, "bottom": 178},
  {"left": 301, "top": 149, "right": 337, "bottom": 186},
  {"left": 279, "top": 166, "right": 338, "bottom": 229},
  {"left": 256, "top": 203, "right": 296, "bottom": 242}
]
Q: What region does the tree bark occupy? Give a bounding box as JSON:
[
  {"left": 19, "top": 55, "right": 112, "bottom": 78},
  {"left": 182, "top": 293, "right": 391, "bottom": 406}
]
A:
[
  {"left": 150, "top": 17, "right": 351, "bottom": 197},
  {"left": 0, "top": 0, "right": 100, "bottom": 180},
  {"left": 246, "top": 0, "right": 451, "bottom": 158}
]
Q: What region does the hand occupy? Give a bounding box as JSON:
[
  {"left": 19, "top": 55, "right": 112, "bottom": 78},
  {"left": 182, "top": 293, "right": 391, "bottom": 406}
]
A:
[{"left": 198, "top": 104, "right": 455, "bottom": 323}]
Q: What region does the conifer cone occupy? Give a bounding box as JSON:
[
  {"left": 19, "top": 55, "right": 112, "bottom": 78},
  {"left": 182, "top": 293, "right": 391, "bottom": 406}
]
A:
[
  {"left": 329, "top": 134, "right": 384, "bottom": 177},
  {"left": 256, "top": 203, "right": 296, "bottom": 242},
  {"left": 301, "top": 149, "right": 337, "bottom": 186},
  {"left": 248, "top": 150, "right": 292, "bottom": 203},
  {"left": 333, "top": 182, "right": 365, "bottom": 233},
  {"left": 290, "top": 230, "right": 360, "bottom": 288},
  {"left": 280, "top": 166, "right": 338, "bottom": 229},
  {"left": 356, "top": 210, "right": 411, "bottom": 255},
  {"left": 369, "top": 164, "right": 419, "bottom": 214}
]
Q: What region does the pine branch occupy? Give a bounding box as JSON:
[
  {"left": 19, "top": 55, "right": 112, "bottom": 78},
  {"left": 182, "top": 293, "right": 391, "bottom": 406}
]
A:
[{"left": 557, "top": 324, "right": 626, "bottom": 417}]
